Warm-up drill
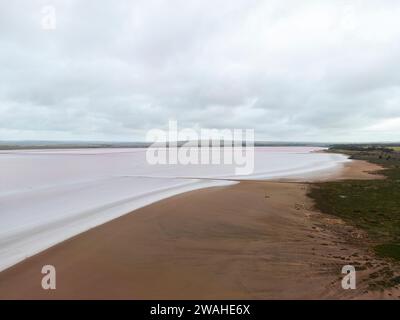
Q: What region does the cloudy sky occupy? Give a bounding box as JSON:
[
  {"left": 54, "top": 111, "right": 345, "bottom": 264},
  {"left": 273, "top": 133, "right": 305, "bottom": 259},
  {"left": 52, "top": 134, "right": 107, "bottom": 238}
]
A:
[{"left": 1, "top": 0, "right": 400, "bottom": 142}]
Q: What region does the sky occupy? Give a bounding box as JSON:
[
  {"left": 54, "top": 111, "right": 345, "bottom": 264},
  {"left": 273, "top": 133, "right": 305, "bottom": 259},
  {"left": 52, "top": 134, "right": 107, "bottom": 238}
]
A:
[{"left": 1, "top": 0, "right": 400, "bottom": 143}]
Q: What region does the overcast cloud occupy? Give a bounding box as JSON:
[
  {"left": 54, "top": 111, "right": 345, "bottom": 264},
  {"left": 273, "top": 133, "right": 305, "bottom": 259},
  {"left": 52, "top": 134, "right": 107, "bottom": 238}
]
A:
[{"left": 1, "top": 0, "right": 400, "bottom": 142}]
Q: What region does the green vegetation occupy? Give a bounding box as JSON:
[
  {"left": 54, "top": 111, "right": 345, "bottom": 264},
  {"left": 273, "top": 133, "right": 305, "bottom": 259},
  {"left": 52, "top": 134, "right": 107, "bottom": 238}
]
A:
[
  {"left": 309, "top": 146, "right": 400, "bottom": 262},
  {"left": 375, "top": 244, "right": 400, "bottom": 261}
]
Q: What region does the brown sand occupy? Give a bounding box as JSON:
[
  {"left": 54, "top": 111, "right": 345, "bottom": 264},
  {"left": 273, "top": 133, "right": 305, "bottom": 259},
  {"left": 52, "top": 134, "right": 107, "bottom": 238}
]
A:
[
  {"left": 318, "top": 160, "right": 385, "bottom": 181},
  {"left": 0, "top": 159, "right": 398, "bottom": 299}
]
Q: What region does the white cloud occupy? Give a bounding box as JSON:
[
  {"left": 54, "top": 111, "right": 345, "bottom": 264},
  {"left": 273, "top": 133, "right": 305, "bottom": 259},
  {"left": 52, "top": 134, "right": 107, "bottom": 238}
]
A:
[{"left": 1, "top": 0, "right": 400, "bottom": 142}]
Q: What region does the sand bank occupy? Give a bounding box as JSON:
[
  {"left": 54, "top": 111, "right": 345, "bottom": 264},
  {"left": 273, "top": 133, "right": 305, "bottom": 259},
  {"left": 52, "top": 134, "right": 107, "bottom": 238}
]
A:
[{"left": 0, "top": 159, "right": 398, "bottom": 299}]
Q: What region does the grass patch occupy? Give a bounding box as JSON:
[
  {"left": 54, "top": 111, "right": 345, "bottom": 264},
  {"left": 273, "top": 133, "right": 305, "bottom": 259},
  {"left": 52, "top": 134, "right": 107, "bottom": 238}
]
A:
[
  {"left": 375, "top": 244, "right": 400, "bottom": 261},
  {"left": 309, "top": 147, "right": 400, "bottom": 261}
]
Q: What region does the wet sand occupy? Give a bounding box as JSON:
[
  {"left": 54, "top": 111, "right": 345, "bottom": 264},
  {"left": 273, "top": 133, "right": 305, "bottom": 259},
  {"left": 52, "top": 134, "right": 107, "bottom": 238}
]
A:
[{"left": 0, "top": 159, "right": 398, "bottom": 299}]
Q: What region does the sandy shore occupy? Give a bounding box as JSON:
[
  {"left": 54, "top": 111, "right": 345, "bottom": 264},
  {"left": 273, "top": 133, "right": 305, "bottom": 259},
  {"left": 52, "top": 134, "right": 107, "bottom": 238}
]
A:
[{"left": 0, "top": 159, "right": 398, "bottom": 299}]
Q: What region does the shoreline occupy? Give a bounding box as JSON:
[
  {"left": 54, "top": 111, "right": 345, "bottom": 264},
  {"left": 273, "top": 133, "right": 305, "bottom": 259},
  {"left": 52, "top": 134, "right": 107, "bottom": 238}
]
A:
[
  {"left": 0, "top": 147, "right": 346, "bottom": 273},
  {"left": 0, "top": 158, "right": 397, "bottom": 299}
]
